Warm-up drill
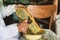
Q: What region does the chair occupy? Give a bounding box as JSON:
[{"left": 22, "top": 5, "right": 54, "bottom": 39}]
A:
[{"left": 27, "top": 5, "right": 56, "bottom": 29}]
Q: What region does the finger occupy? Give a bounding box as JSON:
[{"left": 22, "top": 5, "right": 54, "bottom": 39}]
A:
[
  {"left": 22, "top": 29, "right": 27, "bottom": 33},
  {"left": 17, "top": 4, "right": 24, "bottom": 8},
  {"left": 23, "top": 20, "right": 28, "bottom": 23},
  {"left": 15, "top": 5, "right": 18, "bottom": 10}
]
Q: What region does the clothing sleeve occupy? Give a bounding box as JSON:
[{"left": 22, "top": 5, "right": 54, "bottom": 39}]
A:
[
  {"left": 0, "top": 23, "right": 19, "bottom": 40},
  {"left": 1, "top": 5, "right": 16, "bottom": 18},
  {"left": 4, "top": 38, "right": 18, "bottom": 40}
]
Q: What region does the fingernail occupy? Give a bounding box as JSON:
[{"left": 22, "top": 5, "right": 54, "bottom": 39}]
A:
[
  {"left": 23, "top": 20, "right": 28, "bottom": 22},
  {"left": 25, "top": 20, "right": 28, "bottom": 22}
]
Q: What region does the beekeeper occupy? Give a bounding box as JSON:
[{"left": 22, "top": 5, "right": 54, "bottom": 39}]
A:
[{"left": 0, "top": 2, "right": 28, "bottom": 40}]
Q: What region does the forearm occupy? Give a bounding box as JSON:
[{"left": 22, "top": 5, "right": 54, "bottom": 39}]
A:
[
  {"left": 0, "top": 23, "right": 20, "bottom": 40},
  {"left": 1, "top": 5, "right": 16, "bottom": 18}
]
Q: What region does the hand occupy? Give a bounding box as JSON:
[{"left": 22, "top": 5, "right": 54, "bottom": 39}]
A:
[
  {"left": 15, "top": 4, "right": 25, "bottom": 10},
  {"left": 17, "top": 20, "right": 28, "bottom": 33}
]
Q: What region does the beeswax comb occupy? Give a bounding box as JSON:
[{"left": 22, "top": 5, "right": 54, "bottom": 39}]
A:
[{"left": 16, "top": 7, "right": 45, "bottom": 34}]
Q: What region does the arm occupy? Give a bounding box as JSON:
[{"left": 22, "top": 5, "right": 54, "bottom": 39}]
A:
[
  {"left": 1, "top": 5, "right": 15, "bottom": 18},
  {"left": 1, "top": 4, "right": 25, "bottom": 18},
  {"left": 0, "top": 20, "right": 28, "bottom": 40},
  {"left": 0, "top": 24, "right": 19, "bottom": 40}
]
